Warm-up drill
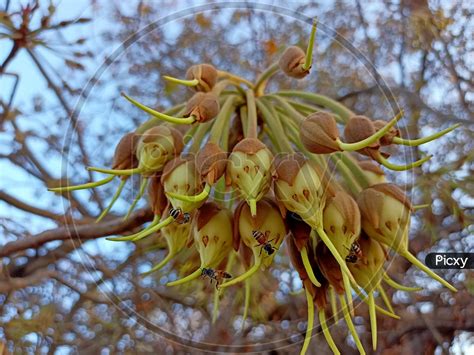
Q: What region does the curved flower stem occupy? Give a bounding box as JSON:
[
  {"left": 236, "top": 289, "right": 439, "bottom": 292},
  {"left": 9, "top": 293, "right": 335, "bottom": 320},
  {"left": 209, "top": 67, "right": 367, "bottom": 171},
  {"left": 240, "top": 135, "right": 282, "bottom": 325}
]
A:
[
  {"left": 333, "top": 152, "right": 370, "bottom": 189},
  {"left": 368, "top": 291, "right": 377, "bottom": 351},
  {"left": 301, "top": 287, "right": 315, "bottom": 355},
  {"left": 300, "top": 246, "right": 321, "bottom": 287},
  {"left": 254, "top": 63, "right": 279, "bottom": 97},
  {"left": 393, "top": 123, "right": 460, "bottom": 146},
  {"left": 209, "top": 96, "right": 237, "bottom": 144},
  {"left": 339, "top": 295, "right": 366, "bottom": 355},
  {"left": 162, "top": 75, "right": 199, "bottom": 87},
  {"left": 377, "top": 285, "right": 394, "bottom": 314},
  {"left": 49, "top": 174, "right": 114, "bottom": 192},
  {"left": 399, "top": 249, "right": 457, "bottom": 292},
  {"left": 269, "top": 95, "right": 306, "bottom": 124},
  {"left": 124, "top": 177, "right": 148, "bottom": 220},
  {"left": 315, "top": 227, "right": 356, "bottom": 285},
  {"left": 302, "top": 19, "right": 318, "bottom": 71},
  {"left": 184, "top": 124, "right": 199, "bottom": 144},
  {"left": 341, "top": 271, "right": 354, "bottom": 317},
  {"left": 122, "top": 93, "right": 196, "bottom": 125},
  {"left": 241, "top": 279, "right": 251, "bottom": 331},
  {"left": 337, "top": 111, "right": 404, "bottom": 151},
  {"left": 218, "top": 70, "right": 254, "bottom": 88},
  {"left": 378, "top": 154, "right": 432, "bottom": 171},
  {"left": 188, "top": 120, "right": 213, "bottom": 153},
  {"left": 245, "top": 89, "right": 258, "bottom": 139},
  {"left": 87, "top": 166, "right": 142, "bottom": 176},
  {"left": 330, "top": 155, "right": 363, "bottom": 195},
  {"left": 413, "top": 203, "right": 430, "bottom": 210},
  {"left": 166, "top": 184, "right": 211, "bottom": 202},
  {"left": 276, "top": 91, "right": 354, "bottom": 122},
  {"left": 220, "top": 258, "right": 262, "bottom": 289},
  {"left": 166, "top": 267, "right": 202, "bottom": 287},
  {"left": 212, "top": 287, "right": 220, "bottom": 324},
  {"left": 351, "top": 285, "right": 400, "bottom": 319},
  {"left": 319, "top": 309, "right": 340, "bottom": 355},
  {"left": 136, "top": 104, "right": 186, "bottom": 134},
  {"left": 382, "top": 273, "right": 422, "bottom": 292},
  {"left": 143, "top": 252, "right": 174, "bottom": 275},
  {"left": 257, "top": 99, "right": 294, "bottom": 152},
  {"left": 96, "top": 178, "right": 127, "bottom": 222},
  {"left": 106, "top": 214, "right": 160, "bottom": 242},
  {"left": 239, "top": 105, "right": 249, "bottom": 140},
  {"left": 132, "top": 216, "right": 175, "bottom": 242},
  {"left": 329, "top": 287, "right": 339, "bottom": 322}
]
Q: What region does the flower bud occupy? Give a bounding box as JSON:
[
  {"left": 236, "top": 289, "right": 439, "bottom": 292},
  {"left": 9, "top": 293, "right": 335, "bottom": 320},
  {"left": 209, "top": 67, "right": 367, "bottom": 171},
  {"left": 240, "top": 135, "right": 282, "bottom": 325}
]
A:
[
  {"left": 344, "top": 116, "right": 383, "bottom": 160},
  {"left": 348, "top": 235, "right": 386, "bottom": 292},
  {"left": 136, "top": 126, "right": 183, "bottom": 175},
  {"left": 273, "top": 153, "right": 324, "bottom": 228},
  {"left": 322, "top": 190, "right": 361, "bottom": 259},
  {"left": 195, "top": 142, "right": 227, "bottom": 185},
  {"left": 185, "top": 63, "right": 218, "bottom": 92},
  {"left": 227, "top": 138, "right": 273, "bottom": 215},
  {"left": 147, "top": 174, "right": 168, "bottom": 216},
  {"left": 279, "top": 46, "right": 309, "bottom": 79},
  {"left": 357, "top": 183, "right": 412, "bottom": 250},
  {"left": 373, "top": 119, "right": 400, "bottom": 146},
  {"left": 184, "top": 92, "right": 220, "bottom": 123},
  {"left": 161, "top": 157, "right": 205, "bottom": 212},
  {"left": 300, "top": 112, "right": 342, "bottom": 154},
  {"left": 112, "top": 132, "right": 139, "bottom": 170},
  {"left": 194, "top": 202, "right": 233, "bottom": 267},
  {"left": 358, "top": 160, "right": 386, "bottom": 185},
  {"left": 233, "top": 198, "right": 287, "bottom": 267}
]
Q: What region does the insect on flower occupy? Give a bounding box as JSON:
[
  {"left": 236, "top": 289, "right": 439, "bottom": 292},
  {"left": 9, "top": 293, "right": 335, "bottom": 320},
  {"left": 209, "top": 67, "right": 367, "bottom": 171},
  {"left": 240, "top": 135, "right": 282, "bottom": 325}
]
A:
[
  {"left": 345, "top": 241, "right": 362, "bottom": 263},
  {"left": 252, "top": 230, "right": 277, "bottom": 256},
  {"left": 201, "top": 268, "right": 232, "bottom": 289},
  {"left": 169, "top": 207, "right": 191, "bottom": 224}
]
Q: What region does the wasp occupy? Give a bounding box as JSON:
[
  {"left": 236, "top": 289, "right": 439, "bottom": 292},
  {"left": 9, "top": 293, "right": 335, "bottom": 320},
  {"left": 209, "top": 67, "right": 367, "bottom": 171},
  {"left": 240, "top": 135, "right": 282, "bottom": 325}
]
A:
[
  {"left": 169, "top": 207, "right": 190, "bottom": 224},
  {"left": 201, "top": 268, "right": 232, "bottom": 289},
  {"left": 345, "top": 241, "right": 362, "bottom": 263},
  {"left": 252, "top": 230, "right": 277, "bottom": 256}
]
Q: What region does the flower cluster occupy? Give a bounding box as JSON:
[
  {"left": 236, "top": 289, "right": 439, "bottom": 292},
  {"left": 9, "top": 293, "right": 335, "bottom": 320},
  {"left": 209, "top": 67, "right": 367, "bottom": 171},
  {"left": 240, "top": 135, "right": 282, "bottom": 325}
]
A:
[{"left": 50, "top": 20, "right": 460, "bottom": 354}]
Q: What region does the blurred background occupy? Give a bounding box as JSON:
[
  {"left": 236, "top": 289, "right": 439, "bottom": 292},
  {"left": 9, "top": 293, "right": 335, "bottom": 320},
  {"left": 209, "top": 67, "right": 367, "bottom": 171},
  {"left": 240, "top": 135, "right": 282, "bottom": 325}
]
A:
[{"left": 0, "top": 0, "right": 472, "bottom": 353}]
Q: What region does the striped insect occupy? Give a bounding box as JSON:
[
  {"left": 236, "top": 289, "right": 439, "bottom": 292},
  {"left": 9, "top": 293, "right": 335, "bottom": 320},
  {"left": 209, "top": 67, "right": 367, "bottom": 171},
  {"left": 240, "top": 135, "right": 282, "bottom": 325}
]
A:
[
  {"left": 345, "top": 241, "right": 362, "bottom": 263},
  {"left": 252, "top": 230, "right": 277, "bottom": 256},
  {"left": 169, "top": 207, "right": 191, "bottom": 224},
  {"left": 201, "top": 268, "right": 232, "bottom": 289}
]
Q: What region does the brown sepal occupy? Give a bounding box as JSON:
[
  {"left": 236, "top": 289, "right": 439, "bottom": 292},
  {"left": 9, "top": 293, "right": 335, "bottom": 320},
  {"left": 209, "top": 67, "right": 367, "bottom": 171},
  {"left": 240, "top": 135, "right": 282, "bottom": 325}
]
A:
[
  {"left": 316, "top": 242, "right": 344, "bottom": 294},
  {"left": 185, "top": 63, "right": 218, "bottom": 92},
  {"left": 278, "top": 46, "right": 309, "bottom": 79},
  {"left": 195, "top": 142, "right": 227, "bottom": 185},
  {"left": 195, "top": 202, "right": 222, "bottom": 231},
  {"left": 147, "top": 173, "right": 168, "bottom": 216},
  {"left": 373, "top": 119, "right": 400, "bottom": 146},
  {"left": 286, "top": 212, "right": 311, "bottom": 251},
  {"left": 184, "top": 92, "right": 220, "bottom": 123},
  {"left": 272, "top": 152, "right": 307, "bottom": 186},
  {"left": 300, "top": 112, "right": 342, "bottom": 154},
  {"left": 112, "top": 132, "right": 139, "bottom": 170},
  {"left": 232, "top": 137, "right": 266, "bottom": 155}
]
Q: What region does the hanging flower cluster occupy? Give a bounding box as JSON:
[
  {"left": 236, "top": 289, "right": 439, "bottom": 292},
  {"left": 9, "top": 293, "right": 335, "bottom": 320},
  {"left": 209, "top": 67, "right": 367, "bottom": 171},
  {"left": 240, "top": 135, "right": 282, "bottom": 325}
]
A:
[{"left": 50, "top": 20, "right": 460, "bottom": 354}]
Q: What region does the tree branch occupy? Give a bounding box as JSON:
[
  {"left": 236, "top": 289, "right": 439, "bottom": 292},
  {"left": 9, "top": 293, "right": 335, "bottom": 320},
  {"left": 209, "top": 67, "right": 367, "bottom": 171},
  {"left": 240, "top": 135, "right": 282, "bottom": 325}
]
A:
[{"left": 0, "top": 208, "right": 153, "bottom": 257}]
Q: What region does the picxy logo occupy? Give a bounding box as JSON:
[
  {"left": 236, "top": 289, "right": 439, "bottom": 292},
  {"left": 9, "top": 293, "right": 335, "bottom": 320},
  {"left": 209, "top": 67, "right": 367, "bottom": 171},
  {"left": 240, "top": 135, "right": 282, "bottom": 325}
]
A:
[{"left": 425, "top": 253, "right": 473, "bottom": 269}]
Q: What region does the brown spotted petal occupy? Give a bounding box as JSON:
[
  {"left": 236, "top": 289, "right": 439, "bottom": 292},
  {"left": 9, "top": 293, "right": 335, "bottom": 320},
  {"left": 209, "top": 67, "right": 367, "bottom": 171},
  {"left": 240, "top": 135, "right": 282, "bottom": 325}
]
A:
[
  {"left": 300, "top": 112, "right": 342, "bottom": 154},
  {"left": 279, "top": 46, "right": 309, "bottom": 79},
  {"left": 323, "top": 190, "right": 361, "bottom": 259},
  {"left": 195, "top": 142, "right": 227, "bottom": 185},
  {"left": 185, "top": 63, "right": 218, "bottom": 92},
  {"left": 357, "top": 183, "right": 412, "bottom": 250},
  {"left": 184, "top": 92, "right": 220, "bottom": 123},
  {"left": 193, "top": 202, "right": 233, "bottom": 267},
  {"left": 373, "top": 120, "right": 400, "bottom": 146},
  {"left": 112, "top": 132, "right": 138, "bottom": 170}
]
